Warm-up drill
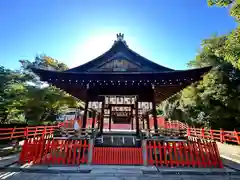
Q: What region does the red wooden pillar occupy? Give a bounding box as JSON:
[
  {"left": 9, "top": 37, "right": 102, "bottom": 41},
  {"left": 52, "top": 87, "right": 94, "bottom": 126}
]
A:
[
  {"left": 109, "top": 105, "right": 112, "bottom": 131},
  {"left": 100, "top": 99, "right": 105, "bottom": 134},
  {"left": 135, "top": 96, "right": 139, "bottom": 135},
  {"left": 152, "top": 85, "right": 158, "bottom": 133},
  {"left": 131, "top": 106, "right": 134, "bottom": 130}
]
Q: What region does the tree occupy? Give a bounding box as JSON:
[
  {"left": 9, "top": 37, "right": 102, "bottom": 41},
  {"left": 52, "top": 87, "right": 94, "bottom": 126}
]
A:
[
  {"left": 0, "top": 67, "right": 31, "bottom": 123},
  {"left": 160, "top": 0, "right": 240, "bottom": 130},
  {"left": 161, "top": 35, "right": 240, "bottom": 130},
  {"left": 0, "top": 55, "right": 83, "bottom": 125},
  {"left": 207, "top": 0, "right": 240, "bottom": 69}
]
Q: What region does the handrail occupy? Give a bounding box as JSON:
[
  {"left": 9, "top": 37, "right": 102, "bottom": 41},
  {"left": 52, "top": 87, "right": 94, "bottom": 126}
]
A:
[{"left": 0, "top": 118, "right": 239, "bottom": 145}]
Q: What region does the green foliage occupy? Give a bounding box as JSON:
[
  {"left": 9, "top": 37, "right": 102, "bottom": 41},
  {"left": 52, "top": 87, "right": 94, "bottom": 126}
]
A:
[
  {"left": 161, "top": 35, "right": 240, "bottom": 130},
  {"left": 207, "top": 0, "right": 234, "bottom": 6},
  {"left": 208, "top": 0, "right": 240, "bottom": 21},
  {"left": 160, "top": 1, "right": 240, "bottom": 130},
  {"left": 0, "top": 55, "right": 82, "bottom": 124}
]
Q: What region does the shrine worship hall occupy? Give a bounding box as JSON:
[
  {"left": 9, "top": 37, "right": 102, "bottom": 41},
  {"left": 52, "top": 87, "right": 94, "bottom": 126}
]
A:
[{"left": 19, "top": 34, "right": 223, "bottom": 168}]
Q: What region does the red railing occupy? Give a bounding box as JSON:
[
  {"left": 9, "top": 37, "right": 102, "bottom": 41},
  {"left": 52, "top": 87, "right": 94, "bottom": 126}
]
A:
[
  {"left": 146, "top": 139, "right": 223, "bottom": 168},
  {"left": 92, "top": 147, "right": 143, "bottom": 165},
  {"left": 0, "top": 118, "right": 239, "bottom": 145},
  {"left": 0, "top": 125, "right": 58, "bottom": 140},
  {"left": 61, "top": 118, "right": 188, "bottom": 130},
  {"left": 187, "top": 128, "right": 240, "bottom": 145},
  {"left": 19, "top": 137, "right": 89, "bottom": 165},
  {"left": 19, "top": 137, "right": 223, "bottom": 167}
]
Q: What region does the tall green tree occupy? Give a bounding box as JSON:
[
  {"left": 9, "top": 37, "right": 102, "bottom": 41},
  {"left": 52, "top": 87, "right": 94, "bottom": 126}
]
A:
[
  {"left": 160, "top": 1, "right": 240, "bottom": 130},
  {"left": 161, "top": 35, "right": 240, "bottom": 130},
  {"left": 0, "top": 55, "right": 83, "bottom": 124},
  {"left": 207, "top": 0, "right": 240, "bottom": 69}
]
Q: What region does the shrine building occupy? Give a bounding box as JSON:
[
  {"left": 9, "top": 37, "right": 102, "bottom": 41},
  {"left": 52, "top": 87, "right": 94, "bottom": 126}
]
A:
[{"left": 32, "top": 33, "right": 211, "bottom": 136}]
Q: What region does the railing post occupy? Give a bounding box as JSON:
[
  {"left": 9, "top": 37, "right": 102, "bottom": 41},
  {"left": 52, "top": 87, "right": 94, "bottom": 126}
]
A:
[
  {"left": 88, "top": 139, "right": 94, "bottom": 164},
  {"left": 42, "top": 126, "right": 47, "bottom": 138},
  {"left": 220, "top": 128, "right": 224, "bottom": 143},
  {"left": 187, "top": 128, "right": 191, "bottom": 136},
  {"left": 24, "top": 127, "right": 28, "bottom": 139},
  {"left": 201, "top": 128, "right": 205, "bottom": 139},
  {"left": 142, "top": 140, "right": 147, "bottom": 165},
  {"left": 10, "top": 127, "right": 16, "bottom": 140},
  {"left": 210, "top": 129, "right": 214, "bottom": 140},
  {"left": 234, "top": 129, "right": 240, "bottom": 145}
]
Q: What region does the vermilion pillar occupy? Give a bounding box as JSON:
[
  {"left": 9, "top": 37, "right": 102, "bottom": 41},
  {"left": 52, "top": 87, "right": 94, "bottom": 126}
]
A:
[
  {"left": 109, "top": 106, "right": 112, "bottom": 131},
  {"left": 135, "top": 96, "right": 139, "bottom": 135},
  {"left": 152, "top": 85, "right": 158, "bottom": 133},
  {"left": 100, "top": 100, "right": 105, "bottom": 134}
]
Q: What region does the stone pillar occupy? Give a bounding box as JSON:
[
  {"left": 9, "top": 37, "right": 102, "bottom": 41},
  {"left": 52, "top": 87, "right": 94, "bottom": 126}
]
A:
[
  {"left": 87, "top": 139, "right": 94, "bottom": 164},
  {"left": 142, "top": 140, "right": 147, "bottom": 166}
]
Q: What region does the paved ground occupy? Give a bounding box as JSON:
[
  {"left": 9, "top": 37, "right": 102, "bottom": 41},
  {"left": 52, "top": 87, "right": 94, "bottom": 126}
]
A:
[
  {"left": 2, "top": 172, "right": 239, "bottom": 180},
  {"left": 217, "top": 142, "right": 240, "bottom": 163},
  {"left": 0, "top": 142, "right": 239, "bottom": 180},
  {"left": 0, "top": 165, "right": 238, "bottom": 180},
  {"left": 0, "top": 153, "right": 19, "bottom": 167}
]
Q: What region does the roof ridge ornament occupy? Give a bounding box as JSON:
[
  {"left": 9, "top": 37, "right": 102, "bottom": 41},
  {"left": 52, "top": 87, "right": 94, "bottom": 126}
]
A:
[
  {"left": 114, "top": 33, "right": 127, "bottom": 46},
  {"left": 117, "top": 33, "right": 124, "bottom": 41}
]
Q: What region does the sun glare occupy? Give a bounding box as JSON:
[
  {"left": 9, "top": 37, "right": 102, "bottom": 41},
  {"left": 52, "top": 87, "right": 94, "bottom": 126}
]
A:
[{"left": 69, "top": 33, "right": 116, "bottom": 68}]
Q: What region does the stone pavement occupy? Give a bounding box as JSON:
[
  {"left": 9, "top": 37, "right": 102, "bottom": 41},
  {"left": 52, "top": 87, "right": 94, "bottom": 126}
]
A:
[
  {"left": 3, "top": 171, "right": 240, "bottom": 180},
  {"left": 217, "top": 142, "right": 240, "bottom": 163},
  {"left": 1, "top": 165, "right": 239, "bottom": 180},
  {"left": 0, "top": 153, "right": 19, "bottom": 167}
]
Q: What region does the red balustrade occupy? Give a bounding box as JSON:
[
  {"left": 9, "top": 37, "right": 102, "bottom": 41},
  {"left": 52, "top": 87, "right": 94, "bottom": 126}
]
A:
[
  {"left": 0, "top": 118, "right": 239, "bottom": 145},
  {"left": 187, "top": 127, "right": 240, "bottom": 145},
  {"left": 19, "top": 137, "right": 89, "bottom": 165},
  {"left": 0, "top": 126, "right": 58, "bottom": 140},
  {"left": 146, "top": 139, "right": 223, "bottom": 168}
]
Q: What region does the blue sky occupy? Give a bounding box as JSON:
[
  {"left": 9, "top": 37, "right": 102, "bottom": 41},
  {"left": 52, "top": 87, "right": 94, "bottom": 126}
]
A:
[{"left": 0, "top": 0, "right": 237, "bottom": 70}]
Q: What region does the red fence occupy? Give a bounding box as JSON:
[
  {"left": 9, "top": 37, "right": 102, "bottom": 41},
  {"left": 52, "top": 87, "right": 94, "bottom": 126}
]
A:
[
  {"left": 61, "top": 117, "right": 188, "bottom": 130},
  {"left": 92, "top": 147, "right": 143, "bottom": 165},
  {"left": 146, "top": 140, "right": 223, "bottom": 168},
  {"left": 19, "top": 137, "right": 89, "bottom": 165},
  {"left": 187, "top": 128, "right": 240, "bottom": 145},
  {"left": 19, "top": 137, "right": 222, "bottom": 167},
  {"left": 0, "top": 118, "right": 239, "bottom": 145},
  {"left": 0, "top": 126, "right": 58, "bottom": 140}
]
